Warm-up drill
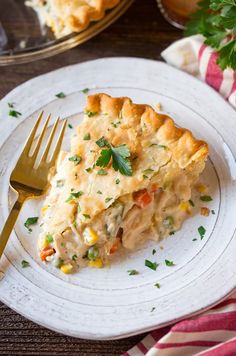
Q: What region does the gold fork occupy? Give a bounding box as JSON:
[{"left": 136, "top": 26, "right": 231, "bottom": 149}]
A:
[{"left": 0, "top": 112, "right": 67, "bottom": 259}]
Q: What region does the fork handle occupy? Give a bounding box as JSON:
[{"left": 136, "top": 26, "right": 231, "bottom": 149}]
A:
[{"left": 0, "top": 198, "right": 24, "bottom": 260}]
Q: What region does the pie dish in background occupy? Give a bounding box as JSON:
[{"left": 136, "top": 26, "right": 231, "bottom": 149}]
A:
[{"left": 0, "top": 0, "right": 133, "bottom": 65}]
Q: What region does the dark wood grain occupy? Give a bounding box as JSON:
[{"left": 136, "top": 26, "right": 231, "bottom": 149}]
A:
[{"left": 0, "top": 0, "right": 181, "bottom": 354}]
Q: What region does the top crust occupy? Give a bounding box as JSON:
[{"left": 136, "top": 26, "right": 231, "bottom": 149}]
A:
[{"left": 85, "top": 93, "right": 209, "bottom": 167}]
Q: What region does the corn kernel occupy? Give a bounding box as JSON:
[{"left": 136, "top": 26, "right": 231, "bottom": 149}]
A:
[
  {"left": 201, "top": 207, "right": 210, "bottom": 216},
  {"left": 60, "top": 264, "right": 73, "bottom": 274},
  {"left": 83, "top": 227, "right": 99, "bottom": 246},
  {"left": 196, "top": 183, "right": 207, "bottom": 193},
  {"left": 41, "top": 205, "right": 48, "bottom": 216},
  {"left": 88, "top": 258, "right": 103, "bottom": 268},
  {"left": 38, "top": 237, "right": 49, "bottom": 249},
  {"left": 179, "top": 201, "right": 191, "bottom": 214}
]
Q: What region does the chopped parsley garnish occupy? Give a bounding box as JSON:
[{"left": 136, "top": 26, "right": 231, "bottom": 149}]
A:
[
  {"left": 169, "top": 231, "right": 175, "bottom": 236},
  {"left": 192, "top": 238, "right": 197, "bottom": 241},
  {"left": 84, "top": 110, "right": 97, "bottom": 117},
  {"left": 105, "top": 197, "right": 113, "bottom": 203},
  {"left": 21, "top": 260, "right": 30, "bottom": 268},
  {"left": 165, "top": 259, "right": 174, "bottom": 267},
  {"left": 158, "top": 145, "right": 167, "bottom": 149},
  {"left": 143, "top": 175, "right": 149, "bottom": 179},
  {"left": 68, "top": 155, "right": 82, "bottom": 166},
  {"left": 95, "top": 136, "right": 132, "bottom": 176},
  {"left": 189, "top": 199, "right": 195, "bottom": 207},
  {"left": 143, "top": 168, "right": 154, "bottom": 174},
  {"left": 163, "top": 216, "right": 174, "bottom": 228},
  {"left": 72, "top": 254, "right": 78, "bottom": 261},
  {"left": 127, "top": 269, "right": 139, "bottom": 275},
  {"left": 211, "top": 210, "right": 215, "bottom": 215},
  {"left": 154, "top": 283, "right": 160, "bottom": 288},
  {"left": 24, "top": 217, "right": 38, "bottom": 232},
  {"left": 97, "top": 190, "right": 102, "bottom": 194},
  {"left": 152, "top": 249, "right": 156, "bottom": 255},
  {"left": 151, "top": 307, "right": 156, "bottom": 312},
  {"left": 8, "top": 102, "right": 15, "bottom": 108},
  {"left": 66, "top": 191, "right": 83, "bottom": 202},
  {"left": 56, "top": 179, "right": 64, "bottom": 187},
  {"left": 83, "top": 214, "right": 91, "bottom": 219},
  {"left": 97, "top": 169, "right": 108, "bottom": 175},
  {"left": 46, "top": 233, "right": 54, "bottom": 243},
  {"left": 111, "top": 121, "right": 121, "bottom": 128},
  {"left": 9, "top": 110, "right": 21, "bottom": 118},
  {"left": 68, "top": 123, "right": 73, "bottom": 129},
  {"left": 55, "top": 92, "right": 66, "bottom": 98},
  {"left": 198, "top": 226, "right": 206, "bottom": 240},
  {"left": 145, "top": 259, "right": 158, "bottom": 271},
  {"left": 81, "top": 88, "right": 89, "bottom": 94},
  {"left": 115, "top": 178, "right": 120, "bottom": 184},
  {"left": 200, "top": 195, "right": 213, "bottom": 202},
  {"left": 83, "top": 133, "right": 91, "bottom": 140},
  {"left": 85, "top": 167, "right": 92, "bottom": 173}
]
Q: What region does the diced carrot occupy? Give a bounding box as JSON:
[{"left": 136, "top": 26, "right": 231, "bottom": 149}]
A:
[
  {"left": 201, "top": 207, "right": 210, "bottom": 216},
  {"left": 150, "top": 183, "right": 158, "bottom": 193},
  {"left": 40, "top": 247, "right": 55, "bottom": 261},
  {"left": 133, "top": 189, "right": 152, "bottom": 208},
  {"left": 110, "top": 238, "right": 121, "bottom": 254}
]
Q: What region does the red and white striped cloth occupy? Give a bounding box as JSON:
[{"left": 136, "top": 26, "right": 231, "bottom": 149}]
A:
[
  {"left": 125, "top": 36, "right": 236, "bottom": 356},
  {"left": 125, "top": 292, "right": 236, "bottom": 356},
  {"left": 161, "top": 35, "right": 236, "bottom": 108}
]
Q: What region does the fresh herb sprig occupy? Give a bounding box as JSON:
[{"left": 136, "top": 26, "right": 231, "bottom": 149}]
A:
[
  {"left": 185, "top": 0, "right": 236, "bottom": 70},
  {"left": 95, "top": 136, "right": 132, "bottom": 176}
]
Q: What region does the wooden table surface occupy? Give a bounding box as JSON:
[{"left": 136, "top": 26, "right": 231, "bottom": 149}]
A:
[{"left": 0, "top": 1, "right": 181, "bottom": 354}]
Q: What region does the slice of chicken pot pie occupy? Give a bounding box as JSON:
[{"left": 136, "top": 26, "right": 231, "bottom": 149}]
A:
[
  {"left": 39, "top": 93, "right": 208, "bottom": 273},
  {"left": 26, "top": 0, "right": 120, "bottom": 38}
]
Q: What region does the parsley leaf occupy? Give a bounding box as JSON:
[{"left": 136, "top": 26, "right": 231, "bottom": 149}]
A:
[
  {"left": 105, "top": 197, "right": 113, "bottom": 203},
  {"left": 115, "top": 178, "right": 120, "bottom": 184},
  {"left": 200, "top": 195, "right": 213, "bottom": 201},
  {"left": 165, "top": 259, "right": 174, "bottom": 266},
  {"left": 55, "top": 92, "right": 66, "bottom": 98},
  {"left": 145, "top": 259, "right": 158, "bottom": 271},
  {"left": 152, "top": 249, "right": 156, "bottom": 255},
  {"left": 24, "top": 217, "right": 38, "bottom": 231},
  {"left": 68, "top": 155, "right": 82, "bottom": 166},
  {"left": 198, "top": 225, "right": 206, "bottom": 239},
  {"left": 82, "top": 88, "right": 89, "bottom": 94},
  {"left": 9, "top": 110, "right": 21, "bottom": 118},
  {"left": 66, "top": 191, "right": 83, "bottom": 202},
  {"left": 83, "top": 133, "right": 91, "bottom": 140},
  {"left": 96, "top": 136, "right": 109, "bottom": 147},
  {"left": 84, "top": 110, "right": 97, "bottom": 117},
  {"left": 83, "top": 214, "right": 91, "bottom": 219},
  {"left": 96, "top": 149, "right": 112, "bottom": 167},
  {"left": 127, "top": 269, "right": 139, "bottom": 275},
  {"left": 21, "top": 260, "right": 30, "bottom": 268},
  {"left": 8, "top": 102, "right": 15, "bottom": 108},
  {"left": 189, "top": 199, "right": 195, "bottom": 207},
  {"left": 97, "top": 169, "right": 108, "bottom": 175},
  {"left": 185, "top": 0, "right": 236, "bottom": 70},
  {"left": 68, "top": 123, "right": 73, "bottom": 129},
  {"left": 154, "top": 283, "right": 160, "bottom": 288}
]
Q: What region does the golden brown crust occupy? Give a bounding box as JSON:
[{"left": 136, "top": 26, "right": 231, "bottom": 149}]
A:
[
  {"left": 53, "top": 0, "right": 120, "bottom": 34},
  {"left": 86, "top": 93, "right": 209, "bottom": 167}
]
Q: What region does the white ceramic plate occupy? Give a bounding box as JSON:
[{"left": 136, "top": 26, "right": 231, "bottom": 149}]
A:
[{"left": 0, "top": 58, "right": 235, "bottom": 340}]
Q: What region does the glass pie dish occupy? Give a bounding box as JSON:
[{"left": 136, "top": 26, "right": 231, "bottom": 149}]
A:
[{"left": 0, "top": 0, "right": 133, "bottom": 65}]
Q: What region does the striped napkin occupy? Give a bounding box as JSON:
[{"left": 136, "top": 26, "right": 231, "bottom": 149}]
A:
[
  {"left": 125, "top": 36, "right": 236, "bottom": 356},
  {"left": 125, "top": 293, "right": 236, "bottom": 356},
  {"left": 162, "top": 35, "right": 236, "bottom": 109}
]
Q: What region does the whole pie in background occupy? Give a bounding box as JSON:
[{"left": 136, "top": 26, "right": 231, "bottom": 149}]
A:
[{"left": 26, "top": 0, "right": 121, "bottom": 38}]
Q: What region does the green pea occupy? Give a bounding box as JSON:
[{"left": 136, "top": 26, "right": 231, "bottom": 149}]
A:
[{"left": 87, "top": 246, "right": 99, "bottom": 261}]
